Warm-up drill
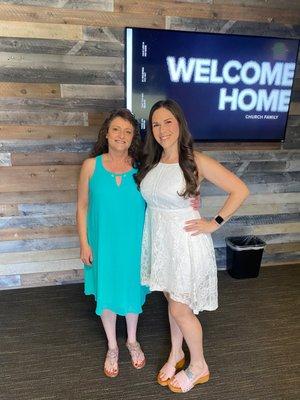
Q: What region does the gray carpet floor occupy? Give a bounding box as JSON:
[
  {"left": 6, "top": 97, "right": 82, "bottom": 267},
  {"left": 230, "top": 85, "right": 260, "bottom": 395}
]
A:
[{"left": 1, "top": 265, "right": 299, "bottom": 400}]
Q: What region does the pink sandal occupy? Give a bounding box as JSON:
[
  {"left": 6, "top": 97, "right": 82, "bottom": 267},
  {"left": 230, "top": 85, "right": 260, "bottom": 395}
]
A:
[
  {"left": 168, "top": 367, "right": 210, "bottom": 393},
  {"left": 157, "top": 357, "right": 185, "bottom": 386}
]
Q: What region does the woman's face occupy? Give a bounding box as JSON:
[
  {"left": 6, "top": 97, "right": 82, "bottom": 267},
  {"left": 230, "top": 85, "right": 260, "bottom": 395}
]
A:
[
  {"left": 151, "top": 107, "right": 180, "bottom": 151},
  {"left": 106, "top": 117, "right": 134, "bottom": 153}
]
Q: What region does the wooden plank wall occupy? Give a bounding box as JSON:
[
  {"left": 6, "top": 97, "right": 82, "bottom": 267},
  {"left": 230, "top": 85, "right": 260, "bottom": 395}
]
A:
[{"left": 0, "top": 0, "right": 299, "bottom": 289}]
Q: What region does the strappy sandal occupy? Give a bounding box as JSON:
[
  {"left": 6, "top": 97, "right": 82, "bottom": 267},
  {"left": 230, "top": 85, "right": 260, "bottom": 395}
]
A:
[
  {"left": 157, "top": 357, "right": 185, "bottom": 386},
  {"left": 126, "top": 341, "right": 146, "bottom": 369},
  {"left": 104, "top": 348, "right": 119, "bottom": 378},
  {"left": 168, "top": 366, "right": 210, "bottom": 393}
]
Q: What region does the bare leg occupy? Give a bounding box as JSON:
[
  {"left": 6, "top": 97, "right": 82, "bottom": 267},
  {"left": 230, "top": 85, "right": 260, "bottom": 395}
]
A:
[
  {"left": 101, "top": 309, "right": 118, "bottom": 375},
  {"left": 159, "top": 293, "right": 184, "bottom": 381},
  {"left": 101, "top": 309, "right": 118, "bottom": 349},
  {"left": 168, "top": 298, "right": 208, "bottom": 387},
  {"left": 125, "top": 313, "right": 139, "bottom": 343},
  {"left": 125, "top": 313, "right": 145, "bottom": 368}
]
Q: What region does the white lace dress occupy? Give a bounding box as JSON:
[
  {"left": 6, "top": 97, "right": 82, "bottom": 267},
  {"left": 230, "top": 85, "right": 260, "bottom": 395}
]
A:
[{"left": 140, "top": 162, "right": 218, "bottom": 314}]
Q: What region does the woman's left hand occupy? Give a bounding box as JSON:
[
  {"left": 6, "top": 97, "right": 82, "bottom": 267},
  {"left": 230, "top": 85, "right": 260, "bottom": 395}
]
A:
[{"left": 184, "top": 217, "right": 219, "bottom": 235}]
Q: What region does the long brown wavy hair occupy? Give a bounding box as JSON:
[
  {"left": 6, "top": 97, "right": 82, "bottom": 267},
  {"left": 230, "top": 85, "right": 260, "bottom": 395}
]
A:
[
  {"left": 135, "top": 99, "right": 199, "bottom": 198},
  {"left": 90, "top": 108, "right": 141, "bottom": 166}
]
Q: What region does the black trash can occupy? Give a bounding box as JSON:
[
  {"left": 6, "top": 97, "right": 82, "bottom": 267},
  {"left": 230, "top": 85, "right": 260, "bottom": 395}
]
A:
[{"left": 225, "top": 236, "right": 266, "bottom": 279}]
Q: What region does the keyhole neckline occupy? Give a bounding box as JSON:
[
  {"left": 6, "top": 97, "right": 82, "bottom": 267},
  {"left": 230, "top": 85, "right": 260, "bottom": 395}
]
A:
[{"left": 100, "top": 154, "right": 134, "bottom": 176}]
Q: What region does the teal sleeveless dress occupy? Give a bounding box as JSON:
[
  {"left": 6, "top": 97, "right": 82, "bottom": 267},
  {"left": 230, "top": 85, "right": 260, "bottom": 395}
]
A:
[{"left": 84, "top": 155, "right": 149, "bottom": 316}]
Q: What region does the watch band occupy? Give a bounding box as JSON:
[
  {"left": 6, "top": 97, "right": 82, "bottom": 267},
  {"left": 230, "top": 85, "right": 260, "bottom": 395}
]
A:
[{"left": 214, "top": 215, "right": 225, "bottom": 225}]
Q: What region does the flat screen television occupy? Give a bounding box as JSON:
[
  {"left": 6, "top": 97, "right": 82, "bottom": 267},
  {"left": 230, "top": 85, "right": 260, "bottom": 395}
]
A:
[{"left": 125, "top": 27, "right": 299, "bottom": 142}]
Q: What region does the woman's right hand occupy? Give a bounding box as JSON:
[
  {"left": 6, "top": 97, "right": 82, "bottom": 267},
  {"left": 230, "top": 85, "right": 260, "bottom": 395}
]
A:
[
  {"left": 80, "top": 244, "right": 93, "bottom": 266},
  {"left": 190, "top": 194, "right": 200, "bottom": 210}
]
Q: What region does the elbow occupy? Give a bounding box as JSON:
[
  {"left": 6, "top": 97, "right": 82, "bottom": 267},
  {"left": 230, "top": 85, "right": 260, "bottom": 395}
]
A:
[
  {"left": 231, "top": 182, "right": 249, "bottom": 202},
  {"left": 76, "top": 203, "right": 88, "bottom": 221},
  {"left": 241, "top": 182, "right": 250, "bottom": 201}
]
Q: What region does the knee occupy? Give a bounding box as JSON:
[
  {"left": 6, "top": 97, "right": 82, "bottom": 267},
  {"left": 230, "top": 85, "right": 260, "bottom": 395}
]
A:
[{"left": 169, "top": 300, "right": 192, "bottom": 322}]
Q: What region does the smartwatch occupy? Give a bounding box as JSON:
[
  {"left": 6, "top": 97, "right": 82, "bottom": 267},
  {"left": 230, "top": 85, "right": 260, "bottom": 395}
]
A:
[{"left": 214, "top": 215, "right": 225, "bottom": 226}]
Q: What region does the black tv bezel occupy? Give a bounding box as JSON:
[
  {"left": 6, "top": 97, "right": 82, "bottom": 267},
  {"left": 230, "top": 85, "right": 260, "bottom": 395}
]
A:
[{"left": 125, "top": 26, "right": 300, "bottom": 143}]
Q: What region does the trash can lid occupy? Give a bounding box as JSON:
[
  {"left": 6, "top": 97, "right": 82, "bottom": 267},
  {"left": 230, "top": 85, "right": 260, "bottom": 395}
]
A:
[{"left": 225, "top": 236, "right": 266, "bottom": 251}]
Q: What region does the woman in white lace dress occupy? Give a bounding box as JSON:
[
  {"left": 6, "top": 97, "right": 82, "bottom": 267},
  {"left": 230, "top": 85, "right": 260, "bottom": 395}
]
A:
[{"left": 135, "top": 99, "right": 249, "bottom": 394}]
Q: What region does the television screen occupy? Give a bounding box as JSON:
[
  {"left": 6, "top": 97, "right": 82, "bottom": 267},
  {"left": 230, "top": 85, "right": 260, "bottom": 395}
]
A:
[{"left": 125, "top": 27, "right": 299, "bottom": 141}]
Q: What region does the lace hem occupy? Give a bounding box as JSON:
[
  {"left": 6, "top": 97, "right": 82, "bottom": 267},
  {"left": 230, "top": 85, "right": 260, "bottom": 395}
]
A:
[{"left": 141, "top": 280, "right": 218, "bottom": 314}]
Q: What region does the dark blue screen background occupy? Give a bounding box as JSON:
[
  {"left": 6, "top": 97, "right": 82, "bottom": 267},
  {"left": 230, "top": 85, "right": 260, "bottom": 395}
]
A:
[{"left": 126, "top": 28, "right": 299, "bottom": 141}]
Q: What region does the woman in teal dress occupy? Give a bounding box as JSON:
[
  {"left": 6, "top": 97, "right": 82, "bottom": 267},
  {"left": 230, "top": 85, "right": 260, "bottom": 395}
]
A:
[{"left": 77, "top": 109, "right": 149, "bottom": 378}]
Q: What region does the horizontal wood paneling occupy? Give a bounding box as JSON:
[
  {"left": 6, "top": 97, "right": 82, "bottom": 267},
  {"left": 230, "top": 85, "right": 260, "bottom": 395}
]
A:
[
  {"left": 1, "top": 142, "right": 93, "bottom": 154},
  {"left": 266, "top": 242, "right": 300, "bottom": 254},
  {"left": 20, "top": 268, "right": 83, "bottom": 288},
  {"left": 0, "top": 21, "right": 83, "bottom": 40},
  {"left": 0, "top": 124, "right": 99, "bottom": 140},
  {"left": 204, "top": 150, "right": 300, "bottom": 162},
  {"left": 0, "top": 82, "right": 61, "bottom": 98},
  {"left": 0, "top": 0, "right": 299, "bottom": 289},
  {"left": 0, "top": 1, "right": 114, "bottom": 11},
  {"left": 0, "top": 111, "right": 87, "bottom": 125},
  {"left": 202, "top": 192, "right": 300, "bottom": 207},
  {"left": 0, "top": 165, "right": 80, "bottom": 192},
  {"left": 0, "top": 4, "right": 165, "bottom": 28},
  {"left": 0, "top": 258, "right": 82, "bottom": 276},
  {"left": 12, "top": 152, "right": 88, "bottom": 166},
  {"left": 0, "top": 190, "right": 77, "bottom": 205},
  {"left": 0, "top": 226, "right": 77, "bottom": 241},
  {"left": 0, "top": 52, "right": 123, "bottom": 83},
  {"left": 0, "top": 99, "right": 124, "bottom": 114},
  {"left": 114, "top": 0, "right": 300, "bottom": 24},
  {"left": 0, "top": 247, "right": 79, "bottom": 264},
  {"left": 61, "top": 84, "right": 123, "bottom": 99},
  {"left": 0, "top": 37, "right": 123, "bottom": 57},
  {"left": 212, "top": 1, "right": 300, "bottom": 9},
  {"left": 0, "top": 236, "right": 79, "bottom": 253},
  {"left": 0, "top": 98, "right": 124, "bottom": 112},
  {"left": 0, "top": 69, "right": 124, "bottom": 85},
  {"left": 168, "top": 16, "right": 300, "bottom": 37},
  {"left": 202, "top": 203, "right": 300, "bottom": 217}
]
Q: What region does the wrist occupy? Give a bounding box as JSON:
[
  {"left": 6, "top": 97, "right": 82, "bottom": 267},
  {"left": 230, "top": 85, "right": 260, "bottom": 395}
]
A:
[
  {"left": 80, "top": 240, "right": 89, "bottom": 247},
  {"left": 213, "top": 214, "right": 225, "bottom": 227},
  {"left": 210, "top": 219, "right": 220, "bottom": 230}
]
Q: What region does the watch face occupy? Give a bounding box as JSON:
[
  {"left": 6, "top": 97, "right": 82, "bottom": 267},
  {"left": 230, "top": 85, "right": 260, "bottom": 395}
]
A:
[{"left": 215, "top": 215, "right": 224, "bottom": 225}]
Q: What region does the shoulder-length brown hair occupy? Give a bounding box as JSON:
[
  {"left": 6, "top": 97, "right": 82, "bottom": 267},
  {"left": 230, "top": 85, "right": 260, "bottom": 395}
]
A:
[
  {"left": 90, "top": 108, "right": 141, "bottom": 166},
  {"left": 135, "top": 99, "right": 199, "bottom": 198}
]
